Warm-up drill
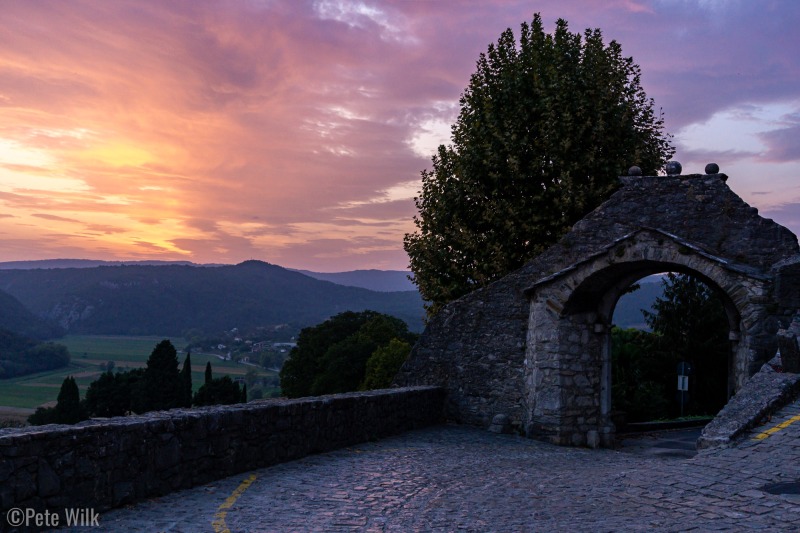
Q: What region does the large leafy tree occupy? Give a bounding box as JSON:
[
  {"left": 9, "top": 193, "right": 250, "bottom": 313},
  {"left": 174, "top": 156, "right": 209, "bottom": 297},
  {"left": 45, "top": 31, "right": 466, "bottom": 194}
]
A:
[
  {"left": 405, "top": 14, "right": 674, "bottom": 314},
  {"left": 279, "top": 311, "right": 417, "bottom": 398},
  {"left": 361, "top": 338, "right": 412, "bottom": 391}
]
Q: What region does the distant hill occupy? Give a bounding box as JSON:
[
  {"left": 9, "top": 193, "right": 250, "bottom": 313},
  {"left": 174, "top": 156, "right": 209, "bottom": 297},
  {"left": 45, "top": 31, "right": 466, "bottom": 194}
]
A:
[
  {"left": 0, "top": 259, "right": 209, "bottom": 269},
  {"left": 0, "top": 260, "right": 425, "bottom": 335},
  {"left": 0, "top": 260, "right": 416, "bottom": 292},
  {"left": 613, "top": 279, "right": 664, "bottom": 330},
  {"left": 0, "top": 288, "right": 63, "bottom": 339},
  {"left": 295, "top": 269, "right": 415, "bottom": 292},
  {"left": 0, "top": 257, "right": 661, "bottom": 332}
]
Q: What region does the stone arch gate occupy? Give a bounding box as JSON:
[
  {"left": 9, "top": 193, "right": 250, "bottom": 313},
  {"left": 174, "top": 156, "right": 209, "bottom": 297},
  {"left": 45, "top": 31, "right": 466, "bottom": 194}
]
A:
[
  {"left": 526, "top": 228, "right": 771, "bottom": 447},
  {"left": 396, "top": 169, "right": 800, "bottom": 447}
]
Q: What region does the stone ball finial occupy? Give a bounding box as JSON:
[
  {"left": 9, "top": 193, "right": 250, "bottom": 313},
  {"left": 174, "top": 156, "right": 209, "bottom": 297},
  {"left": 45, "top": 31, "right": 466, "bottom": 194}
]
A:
[
  {"left": 665, "top": 160, "right": 682, "bottom": 176},
  {"left": 628, "top": 166, "right": 642, "bottom": 176},
  {"left": 705, "top": 163, "right": 720, "bottom": 174}
]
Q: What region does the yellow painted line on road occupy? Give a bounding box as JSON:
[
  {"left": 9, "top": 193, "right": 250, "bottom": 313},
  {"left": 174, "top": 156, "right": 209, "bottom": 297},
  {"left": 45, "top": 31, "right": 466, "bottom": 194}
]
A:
[
  {"left": 753, "top": 414, "right": 800, "bottom": 441},
  {"left": 211, "top": 473, "right": 258, "bottom": 533}
]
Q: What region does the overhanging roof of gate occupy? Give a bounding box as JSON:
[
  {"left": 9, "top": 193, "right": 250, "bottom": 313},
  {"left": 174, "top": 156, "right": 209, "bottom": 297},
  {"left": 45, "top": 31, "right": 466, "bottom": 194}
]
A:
[{"left": 524, "top": 227, "right": 770, "bottom": 297}]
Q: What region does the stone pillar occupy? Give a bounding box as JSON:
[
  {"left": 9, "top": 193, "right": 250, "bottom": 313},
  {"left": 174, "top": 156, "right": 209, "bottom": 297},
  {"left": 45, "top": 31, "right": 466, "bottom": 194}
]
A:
[{"left": 777, "top": 315, "right": 800, "bottom": 373}]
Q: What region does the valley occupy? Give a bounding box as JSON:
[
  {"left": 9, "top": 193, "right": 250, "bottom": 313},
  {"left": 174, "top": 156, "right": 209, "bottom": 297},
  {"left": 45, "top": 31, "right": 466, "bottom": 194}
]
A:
[{"left": 0, "top": 335, "right": 278, "bottom": 423}]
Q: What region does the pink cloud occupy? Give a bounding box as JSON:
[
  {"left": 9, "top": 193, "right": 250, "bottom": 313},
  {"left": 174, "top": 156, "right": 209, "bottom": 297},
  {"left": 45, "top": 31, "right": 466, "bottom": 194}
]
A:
[
  {"left": 0, "top": 1, "right": 798, "bottom": 269},
  {"left": 31, "top": 213, "right": 82, "bottom": 223},
  {"left": 760, "top": 111, "right": 800, "bottom": 162}
]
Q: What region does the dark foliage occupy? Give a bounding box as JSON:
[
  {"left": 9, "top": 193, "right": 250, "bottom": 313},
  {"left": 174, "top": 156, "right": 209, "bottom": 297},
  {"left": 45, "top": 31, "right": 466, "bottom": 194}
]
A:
[
  {"left": 84, "top": 368, "right": 145, "bottom": 417},
  {"left": 0, "top": 328, "right": 70, "bottom": 379},
  {"left": 361, "top": 338, "right": 412, "bottom": 390},
  {"left": 136, "top": 340, "right": 182, "bottom": 413},
  {"left": 193, "top": 363, "right": 243, "bottom": 406},
  {"left": 611, "top": 327, "right": 670, "bottom": 422},
  {"left": 28, "top": 376, "right": 87, "bottom": 425},
  {"left": 612, "top": 273, "right": 730, "bottom": 422},
  {"left": 644, "top": 273, "right": 730, "bottom": 415},
  {"left": 279, "top": 311, "right": 418, "bottom": 398},
  {"left": 180, "top": 350, "right": 193, "bottom": 408}
]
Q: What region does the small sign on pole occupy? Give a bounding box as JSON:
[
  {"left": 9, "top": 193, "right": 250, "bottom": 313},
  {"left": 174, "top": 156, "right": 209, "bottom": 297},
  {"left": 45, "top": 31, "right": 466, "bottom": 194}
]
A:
[{"left": 677, "top": 361, "right": 692, "bottom": 417}]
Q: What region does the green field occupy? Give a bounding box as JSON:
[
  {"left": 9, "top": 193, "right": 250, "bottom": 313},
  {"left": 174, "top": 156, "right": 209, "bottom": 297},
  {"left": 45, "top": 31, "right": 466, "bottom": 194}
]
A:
[{"left": 0, "top": 335, "right": 277, "bottom": 414}]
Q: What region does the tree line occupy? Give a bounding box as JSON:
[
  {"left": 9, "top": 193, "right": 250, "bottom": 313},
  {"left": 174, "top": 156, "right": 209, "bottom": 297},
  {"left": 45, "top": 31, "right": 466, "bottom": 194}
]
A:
[
  {"left": 0, "top": 328, "right": 70, "bottom": 379},
  {"left": 29, "top": 340, "right": 245, "bottom": 425}
]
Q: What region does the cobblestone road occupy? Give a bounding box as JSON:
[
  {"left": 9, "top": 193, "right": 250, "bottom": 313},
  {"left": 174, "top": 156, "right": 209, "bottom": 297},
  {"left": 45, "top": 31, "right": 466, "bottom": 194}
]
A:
[{"left": 78, "top": 399, "right": 800, "bottom": 532}]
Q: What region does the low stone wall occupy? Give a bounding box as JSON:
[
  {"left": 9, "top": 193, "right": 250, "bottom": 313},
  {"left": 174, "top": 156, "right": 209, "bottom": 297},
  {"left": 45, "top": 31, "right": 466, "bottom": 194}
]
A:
[
  {"left": 698, "top": 356, "right": 800, "bottom": 449},
  {"left": 0, "top": 386, "right": 444, "bottom": 526}
]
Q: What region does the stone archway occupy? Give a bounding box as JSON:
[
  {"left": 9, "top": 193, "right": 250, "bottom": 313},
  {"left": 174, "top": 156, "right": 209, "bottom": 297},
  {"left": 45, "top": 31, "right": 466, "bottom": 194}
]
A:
[
  {"left": 395, "top": 168, "right": 800, "bottom": 447},
  {"left": 524, "top": 228, "right": 771, "bottom": 447}
]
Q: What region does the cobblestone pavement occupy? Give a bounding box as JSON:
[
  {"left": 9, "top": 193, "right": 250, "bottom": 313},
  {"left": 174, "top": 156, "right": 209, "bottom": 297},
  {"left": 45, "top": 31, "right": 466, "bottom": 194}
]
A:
[{"left": 76, "top": 399, "right": 800, "bottom": 532}]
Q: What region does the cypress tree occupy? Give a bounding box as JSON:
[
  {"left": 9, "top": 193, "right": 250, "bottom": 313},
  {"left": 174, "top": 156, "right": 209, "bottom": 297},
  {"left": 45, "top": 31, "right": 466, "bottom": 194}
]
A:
[
  {"left": 180, "top": 350, "right": 193, "bottom": 408},
  {"left": 140, "top": 340, "right": 181, "bottom": 412},
  {"left": 54, "top": 376, "right": 84, "bottom": 424}
]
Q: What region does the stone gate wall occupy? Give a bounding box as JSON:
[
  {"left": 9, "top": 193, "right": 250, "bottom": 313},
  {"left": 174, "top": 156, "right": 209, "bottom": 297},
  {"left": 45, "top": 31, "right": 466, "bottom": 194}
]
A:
[
  {"left": 395, "top": 171, "right": 800, "bottom": 440},
  {"left": 0, "top": 386, "right": 444, "bottom": 524}
]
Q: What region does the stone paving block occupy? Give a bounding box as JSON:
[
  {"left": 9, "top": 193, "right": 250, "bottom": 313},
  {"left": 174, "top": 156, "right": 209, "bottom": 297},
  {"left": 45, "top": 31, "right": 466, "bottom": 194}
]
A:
[{"left": 740, "top": 489, "right": 767, "bottom": 498}]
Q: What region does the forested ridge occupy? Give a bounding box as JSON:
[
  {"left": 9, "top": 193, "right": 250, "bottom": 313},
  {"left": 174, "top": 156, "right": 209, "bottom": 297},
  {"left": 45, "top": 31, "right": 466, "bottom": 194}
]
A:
[{"left": 0, "top": 260, "right": 424, "bottom": 336}]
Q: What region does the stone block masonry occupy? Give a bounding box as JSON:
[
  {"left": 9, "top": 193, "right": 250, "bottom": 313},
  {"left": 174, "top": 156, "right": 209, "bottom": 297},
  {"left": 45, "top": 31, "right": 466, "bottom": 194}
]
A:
[
  {"left": 397, "top": 169, "right": 800, "bottom": 447},
  {"left": 0, "top": 386, "right": 444, "bottom": 527}
]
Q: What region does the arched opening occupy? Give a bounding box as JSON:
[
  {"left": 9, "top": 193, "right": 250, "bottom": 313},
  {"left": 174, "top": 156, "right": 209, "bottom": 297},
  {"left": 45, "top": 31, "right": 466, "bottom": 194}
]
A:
[
  {"left": 525, "top": 230, "right": 775, "bottom": 447},
  {"left": 559, "top": 260, "right": 742, "bottom": 437},
  {"left": 610, "top": 271, "right": 733, "bottom": 429}
]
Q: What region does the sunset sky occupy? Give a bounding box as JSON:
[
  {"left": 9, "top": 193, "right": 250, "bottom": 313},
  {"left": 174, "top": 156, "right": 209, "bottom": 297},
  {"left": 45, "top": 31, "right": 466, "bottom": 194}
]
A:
[{"left": 1, "top": 1, "right": 799, "bottom": 272}]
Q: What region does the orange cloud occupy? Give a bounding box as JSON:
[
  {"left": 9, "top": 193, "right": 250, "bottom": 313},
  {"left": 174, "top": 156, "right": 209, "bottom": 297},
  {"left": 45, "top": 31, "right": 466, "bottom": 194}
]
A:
[{"left": 0, "top": 1, "right": 798, "bottom": 270}]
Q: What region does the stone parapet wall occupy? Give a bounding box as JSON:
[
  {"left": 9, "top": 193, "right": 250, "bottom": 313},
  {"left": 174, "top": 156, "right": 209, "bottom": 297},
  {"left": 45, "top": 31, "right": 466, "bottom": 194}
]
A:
[{"left": 0, "top": 386, "right": 444, "bottom": 524}]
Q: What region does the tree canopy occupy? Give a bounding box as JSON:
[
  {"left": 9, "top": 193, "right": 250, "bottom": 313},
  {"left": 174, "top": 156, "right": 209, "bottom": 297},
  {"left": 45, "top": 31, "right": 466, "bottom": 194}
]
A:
[
  {"left": 361, "top": 338, "right": 412, "bottom": 390},
  {"left": 405, "top": 14, "right": 674, "bottom": 314},
  {"left": 279, "top": 311, "right": 417, "bottom": 398}
]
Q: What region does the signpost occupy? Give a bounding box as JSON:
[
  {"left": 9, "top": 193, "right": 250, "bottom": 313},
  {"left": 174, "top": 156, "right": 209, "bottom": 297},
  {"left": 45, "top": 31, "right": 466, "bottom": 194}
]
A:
[{"left": 677, "top": 361, "right": 693, "bottom": 417}]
